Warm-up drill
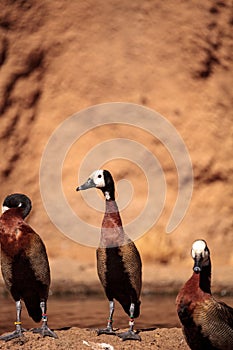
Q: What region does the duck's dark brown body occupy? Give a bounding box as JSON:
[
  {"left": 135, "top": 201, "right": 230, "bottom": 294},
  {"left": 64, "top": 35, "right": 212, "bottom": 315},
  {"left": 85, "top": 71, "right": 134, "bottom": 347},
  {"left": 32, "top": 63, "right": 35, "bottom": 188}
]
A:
[
  {"left": 0, "top": 208, "right": 50, "bottom": 323},
  {"left": 97, "top": 199, "right": 141, "bottom": 317},
  {"left": 77, "top": 169, "right": 142, "bottom": 340},
  {"left": 177, "top": 259, "right": 233, "bottom": 350},
  {"left": 97, "top": 244, "right": 141, "bottom": 317}
]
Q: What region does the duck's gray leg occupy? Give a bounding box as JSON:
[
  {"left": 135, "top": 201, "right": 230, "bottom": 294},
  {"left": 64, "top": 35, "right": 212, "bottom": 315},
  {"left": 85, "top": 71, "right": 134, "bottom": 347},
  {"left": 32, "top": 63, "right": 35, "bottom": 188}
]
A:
[
  {"left": 0, "top": 300, "right": 26, "bottom": 341},
  {"left": 117, "top": 303, "right": 141, "bottom": 341},
  {"left": 97, "top": 300, "right": 116, "bottom": 336},
  {"left": 32, "top": 301, "right": 58, "bottom": 338}
]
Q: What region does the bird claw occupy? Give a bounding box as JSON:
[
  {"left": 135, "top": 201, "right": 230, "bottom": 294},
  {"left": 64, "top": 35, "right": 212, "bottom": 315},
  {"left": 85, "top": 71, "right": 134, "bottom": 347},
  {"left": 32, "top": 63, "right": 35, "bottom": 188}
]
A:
[
  {"left": 117, "top": 330, "right": 141, "bottom": 341},
  {"left": 0, "top": 328, "right": 26, "bottom": 342},
  {"left": 32, "top": 325, "right": 58, "bottom": 338},
  {"left": 96, "top": 327, "right": 116, "bottom": 336}
]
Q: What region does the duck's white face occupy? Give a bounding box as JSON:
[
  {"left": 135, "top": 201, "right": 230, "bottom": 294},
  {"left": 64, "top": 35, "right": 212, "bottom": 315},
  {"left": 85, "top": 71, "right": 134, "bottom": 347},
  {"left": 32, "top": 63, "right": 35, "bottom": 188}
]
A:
[
  {"left": 89, "top": 170, "right": 105, "bottom": 188},
  {"left": 192, "top": 240, "right": 206, "bottom": 257},
  {"left": 191, "top": 239, "right": 209, "bottom": 265}
]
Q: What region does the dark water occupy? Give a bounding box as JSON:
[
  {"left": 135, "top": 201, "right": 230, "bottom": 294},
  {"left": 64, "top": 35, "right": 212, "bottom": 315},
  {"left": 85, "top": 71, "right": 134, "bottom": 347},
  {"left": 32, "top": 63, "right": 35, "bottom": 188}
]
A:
[{"left": 0, "top": 294, "right": 232, "bottom": 334}]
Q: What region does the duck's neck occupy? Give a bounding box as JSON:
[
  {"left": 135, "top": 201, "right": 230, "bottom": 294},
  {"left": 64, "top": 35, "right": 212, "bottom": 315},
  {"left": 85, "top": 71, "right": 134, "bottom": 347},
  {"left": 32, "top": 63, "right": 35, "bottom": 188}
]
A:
[
  {"left": 100, "top": 199, "right": 126, "bottom": 248},
  {"left": 105, "top": 198, "right": 119, "bottom": 214},
  {"left": 190, "top": 263, "right": 211, "bottom": 294},
  {"left": 199, "top": 263, "right": 211, "bottom": 294},
  {"left": 103, "top": 189, "right": 115, "bottom": 201},
  {"left": 1, "top": 208, "right": 25, "bottom": 221}
]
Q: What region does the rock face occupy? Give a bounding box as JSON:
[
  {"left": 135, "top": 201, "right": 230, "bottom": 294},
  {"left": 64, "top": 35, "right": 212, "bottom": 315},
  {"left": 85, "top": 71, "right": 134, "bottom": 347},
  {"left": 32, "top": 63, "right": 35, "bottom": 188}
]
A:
[{"left": 0, "top": 0, "right": 232, "bottom": 281}]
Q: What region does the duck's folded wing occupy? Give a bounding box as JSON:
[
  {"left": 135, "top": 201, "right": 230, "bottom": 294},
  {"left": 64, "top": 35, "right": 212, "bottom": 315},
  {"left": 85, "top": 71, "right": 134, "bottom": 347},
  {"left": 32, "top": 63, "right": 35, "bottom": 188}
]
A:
[{"left": 194, "top": 298, "right": 233, "bottom": 348}]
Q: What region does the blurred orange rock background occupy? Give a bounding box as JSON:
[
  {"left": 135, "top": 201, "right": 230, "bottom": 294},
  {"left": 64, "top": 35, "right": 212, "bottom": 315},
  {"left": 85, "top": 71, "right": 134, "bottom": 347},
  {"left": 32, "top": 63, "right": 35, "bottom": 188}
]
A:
[{"left": 0, "top": 0, "right": 232, "bottom": 292}]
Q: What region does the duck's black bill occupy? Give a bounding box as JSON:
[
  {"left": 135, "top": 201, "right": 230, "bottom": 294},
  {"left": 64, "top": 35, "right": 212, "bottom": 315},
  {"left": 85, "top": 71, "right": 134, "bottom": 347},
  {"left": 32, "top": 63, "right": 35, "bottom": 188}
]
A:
[
  {"left": 76, "top": 178, "right": 96, "bottom": 191},
  {"left": 193, "top": 256, "right": 202, "bottom": 274},
  {"left": 193, "top": 266, "right": 201, "bottom": 273}
]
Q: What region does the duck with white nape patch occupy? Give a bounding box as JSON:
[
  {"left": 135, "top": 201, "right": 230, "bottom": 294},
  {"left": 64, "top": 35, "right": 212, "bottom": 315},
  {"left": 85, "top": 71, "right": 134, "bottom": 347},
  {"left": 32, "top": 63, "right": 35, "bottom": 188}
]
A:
[
  {"left": 76, "top": 170, "right": 142, "bottom": 341},
  {"left": 0, "top": 193, "right": 57, "bottom": 341},
  {"left": 176, "top": 239, "right": 233, "bottom": 350}
]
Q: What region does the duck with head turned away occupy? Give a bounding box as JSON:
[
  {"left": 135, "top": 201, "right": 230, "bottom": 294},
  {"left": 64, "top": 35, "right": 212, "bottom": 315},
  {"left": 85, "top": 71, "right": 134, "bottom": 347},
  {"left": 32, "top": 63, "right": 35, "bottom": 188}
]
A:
[
  {"left": 176, "top": 239, "right": 233, "bottom": 350},
  {"left": 76, "top": 169, "right": 142, "bottom": 341},
  {"left": 0, "top": 193, "right": 57, "bottom": 341}
]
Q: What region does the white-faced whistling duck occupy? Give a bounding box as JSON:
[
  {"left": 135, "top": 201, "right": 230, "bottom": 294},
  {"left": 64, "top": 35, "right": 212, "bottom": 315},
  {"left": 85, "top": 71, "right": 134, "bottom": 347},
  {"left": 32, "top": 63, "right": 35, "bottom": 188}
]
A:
[
  {"left": 0, "top": 193, "right": 57, "bottom": 341},
  {"left": 76, "top": 170, "right": 142, "bottom": 341},
  {"left": 176, "top": 239, "right": 233, "bottom": 350}
]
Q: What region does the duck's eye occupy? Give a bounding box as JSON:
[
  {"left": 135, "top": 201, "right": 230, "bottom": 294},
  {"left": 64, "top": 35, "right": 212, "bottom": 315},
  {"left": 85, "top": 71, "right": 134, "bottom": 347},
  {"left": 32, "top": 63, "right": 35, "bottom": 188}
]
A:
[{"left": 98, "top": 174, "right": 102, "bottom": 178}]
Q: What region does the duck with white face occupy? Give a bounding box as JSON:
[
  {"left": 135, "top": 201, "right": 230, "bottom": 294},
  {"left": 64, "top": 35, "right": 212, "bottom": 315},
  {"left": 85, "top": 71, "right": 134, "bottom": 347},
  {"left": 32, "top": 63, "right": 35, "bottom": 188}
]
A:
[
  {"left": 0, "top": 193, "right": 57, "bottom": 341},
  {"left": 176, "top": 239, "right": 233, "bottom": 350},
  {"left": 77, "top": 170, "right": 142, "bottom": 341}
]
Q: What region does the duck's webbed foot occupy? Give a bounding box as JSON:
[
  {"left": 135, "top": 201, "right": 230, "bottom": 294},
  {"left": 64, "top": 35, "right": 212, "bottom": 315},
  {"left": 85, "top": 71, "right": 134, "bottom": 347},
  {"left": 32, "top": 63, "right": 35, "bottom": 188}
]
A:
[
  {"left": 0, "top": 323, "right": 26, "bottom": 342},
  {"left": 32, "top": 302, "right": 58, "bottom": 339},
  {"left": 117, "top": 329, "right": 141, "bottom": 341},
  {"left": 32, "top": 323, "right": 58, "bottom": 338},
  {"left": 0, "top": 301, "right": 26, "bottom": 342},
  {"left": 117, "top": 303, "right": 141, "bottom": 341},
  {"left": 97, "top": 325, "right": 116, "bottom": 336}
]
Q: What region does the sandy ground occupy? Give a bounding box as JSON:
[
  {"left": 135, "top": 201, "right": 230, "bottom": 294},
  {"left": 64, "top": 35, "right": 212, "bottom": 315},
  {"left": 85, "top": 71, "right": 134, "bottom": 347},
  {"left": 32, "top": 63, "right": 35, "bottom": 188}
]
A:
[{"left": 0, "top": 327, "right": 189, "bottom": 350}]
